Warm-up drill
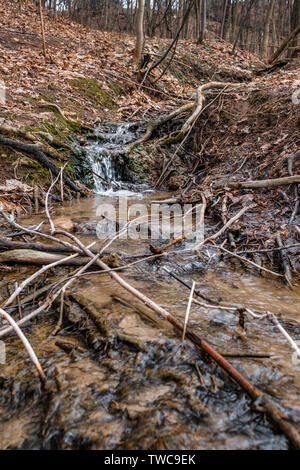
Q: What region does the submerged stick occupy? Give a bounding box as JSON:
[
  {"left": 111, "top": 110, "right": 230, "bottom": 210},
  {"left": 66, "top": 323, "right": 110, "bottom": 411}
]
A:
[{"left": 0, "top": 307, "right": 46, "bottom": 381}]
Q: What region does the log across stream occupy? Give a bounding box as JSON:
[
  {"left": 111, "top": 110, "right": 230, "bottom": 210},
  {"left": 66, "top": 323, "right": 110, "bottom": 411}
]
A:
[{"left": 0, "top": 192, "right": 300, "bottom": 450}]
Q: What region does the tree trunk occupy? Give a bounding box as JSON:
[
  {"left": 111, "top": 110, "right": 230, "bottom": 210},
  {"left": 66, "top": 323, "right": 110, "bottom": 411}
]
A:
[
  {"left": 53, "top": 0, "right": 57, "bottom": 20},
  {"left": 220, "top": 0, "right": 229, "bottom": 39},
  {"left": 231, "top": 0, "right": 240, "bottom": 42},
  {"left": 0, "top": 135, "right": 85, "bottom": 195},
  {"left": 291, "top": 0, "right": 300, "bottom": 55},
  {"left": 198, "top": 0, "right": 206, "bottom": 44},
  {"left": 262, "top": 0, "right": 275, "bottom": 57},
  {"left": 135, "top": 0, "right": 145, "bottom": 69},
  {"left": 232, "top": 0, "right": 256, "bottom": 54},
  {"left": 38, "top": 0, "right": 47, "bottom": 58},
  {"left": 270, "top": 22, "right": 300, "bottom": 62}
]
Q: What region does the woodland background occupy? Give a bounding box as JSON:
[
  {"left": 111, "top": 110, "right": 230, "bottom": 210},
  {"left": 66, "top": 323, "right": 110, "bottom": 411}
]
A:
[{"left": 36, "top": 0, "right": 300, "bottom": 59}]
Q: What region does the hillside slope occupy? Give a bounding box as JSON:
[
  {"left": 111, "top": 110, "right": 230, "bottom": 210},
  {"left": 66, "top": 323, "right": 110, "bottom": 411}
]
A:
[{"left": 0, "top": 0, "right": 299, "bottom": 216}]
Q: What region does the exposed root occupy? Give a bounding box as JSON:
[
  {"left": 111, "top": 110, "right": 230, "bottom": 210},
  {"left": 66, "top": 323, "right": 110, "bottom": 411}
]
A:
[
  {"left": 126, "top": 82, "right": 239, "bottom": 152},
  {"left": 0, "top": 135, "right": 86, "bottom": 195}
]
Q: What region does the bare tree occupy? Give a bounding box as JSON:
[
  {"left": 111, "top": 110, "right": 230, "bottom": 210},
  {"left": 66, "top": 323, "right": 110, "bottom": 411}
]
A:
[{"left": 40, "top": 0, "right": 298, "bottom": 59}]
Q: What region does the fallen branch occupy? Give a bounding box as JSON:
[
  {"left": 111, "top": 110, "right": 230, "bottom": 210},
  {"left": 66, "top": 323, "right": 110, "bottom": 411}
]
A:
[
  {"left": 0, "top": 237, "right": 100, "bottom": 254},
  {"left": 194, "top": 203, "right": 256, "bottom": 250},
  {"left": 182, "top": 281, "right": 196, "bottom": 342},
  {"left": 276, "top": 233, "right": 292, "bottom": 286},
  {"left": 236, "top": 244, "right": 300, "bottom": 255},
  {"left": 0, "top": 249, "right": 97, "bottom": 267},
  {"left": 0, "top": 123, "right": 72, "bottom": 160},
  {"left": 287, "top": 150, "right": 300, "bottom": 224},
  {"left": 1, "top": 247, "right": 95, "bottom": 309},
  {"left": 212, "top": 243, "right": 283, "bottom": 278},
  {"left": 215, "top": 175, "right": 300, "bottom": 190},
  {"left": 0, "top": 250, "right": 100, "bottom": 339},
  {"left": 152, "top": 200, "right": 207, "bottom": 253}
]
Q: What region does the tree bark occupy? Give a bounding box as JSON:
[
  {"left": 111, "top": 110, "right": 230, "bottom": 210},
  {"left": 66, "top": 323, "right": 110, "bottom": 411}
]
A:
[
  {"left": 291, "top": 0, "right": 300, "bottom": 55},
  {"left": 220, "top": 0, "right": 229, "bottom": 39},
  {"left": 135, "top": 0, "right": 145, "bottom": 70},
  {"left": 38, "top": 0, "right": 47, "bottom": 58},
  {"left": 262, "top": 0, "right": 275, "bottom": 57},
  {"left": 198, "top": 0, "right": 206, "bottom": 44}
]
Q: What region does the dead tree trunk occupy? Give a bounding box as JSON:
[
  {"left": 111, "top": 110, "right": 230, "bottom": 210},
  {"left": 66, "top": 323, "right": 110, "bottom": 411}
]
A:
[{"left": 291, "top": 0, "right": 300, "bottom": 56}]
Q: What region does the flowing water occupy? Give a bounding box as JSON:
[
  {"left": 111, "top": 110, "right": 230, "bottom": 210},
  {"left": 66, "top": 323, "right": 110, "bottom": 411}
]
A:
[
  {"left": 85, "top": 122, "right": 144, "bottom": 194},
  {"left": 0, "top": 126, "right": 300, "bottom": 450}
]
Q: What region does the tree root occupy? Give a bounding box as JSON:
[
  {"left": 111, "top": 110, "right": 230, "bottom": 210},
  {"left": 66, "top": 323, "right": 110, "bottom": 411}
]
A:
[
  {"left": 126, "top": 82, "right": 238, "bottom": 152},
  {"left": 0, "top": 135, "right": 86, "bottom": 195},
  {"left": 0, "top": 122, "right": 72, "bottom": 161}
]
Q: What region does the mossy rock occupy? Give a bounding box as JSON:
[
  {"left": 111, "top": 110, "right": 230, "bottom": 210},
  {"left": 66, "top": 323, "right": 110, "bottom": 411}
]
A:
[
  {"left": 127, "top": 155, "right": 148, "bottom": 182},
  {"left": 67, "top": 77, "right": 117, "bottom": 110},
  {"left": 70, "top": 147, "right": 94, "bottom": 189}
]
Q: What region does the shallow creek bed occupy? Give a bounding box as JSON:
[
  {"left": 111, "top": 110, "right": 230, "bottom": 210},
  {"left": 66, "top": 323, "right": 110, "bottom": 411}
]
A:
[{"left": 0, "top": 193, "right": 300, "bottom": 450}]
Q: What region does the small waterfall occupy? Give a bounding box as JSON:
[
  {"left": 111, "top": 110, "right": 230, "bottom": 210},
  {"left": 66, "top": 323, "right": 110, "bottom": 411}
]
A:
[{"left": 86, "top": 122, "right": 140, "bottom": 194}]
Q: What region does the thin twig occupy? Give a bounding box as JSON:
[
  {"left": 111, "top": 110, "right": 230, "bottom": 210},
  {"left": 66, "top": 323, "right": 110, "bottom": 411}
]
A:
[
  {"left": 0, "top": 307, "right": 46, "bottom": 381},
  {"left": 182, "top": 281, "right": 196, "bottom": 342},
  {"left": 212, "top": 243, "right": 283, "bottom": 278}
]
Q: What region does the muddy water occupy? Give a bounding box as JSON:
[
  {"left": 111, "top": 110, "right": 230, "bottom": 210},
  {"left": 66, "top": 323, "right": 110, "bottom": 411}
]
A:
[{"left": 0, "top": 192, "right": 299, "bottom": 450}]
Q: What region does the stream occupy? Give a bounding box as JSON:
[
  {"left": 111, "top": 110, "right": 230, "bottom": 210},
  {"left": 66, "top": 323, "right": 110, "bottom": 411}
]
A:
[{"left": 0, "top": 125, "right": 299, "bottom": 450}]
